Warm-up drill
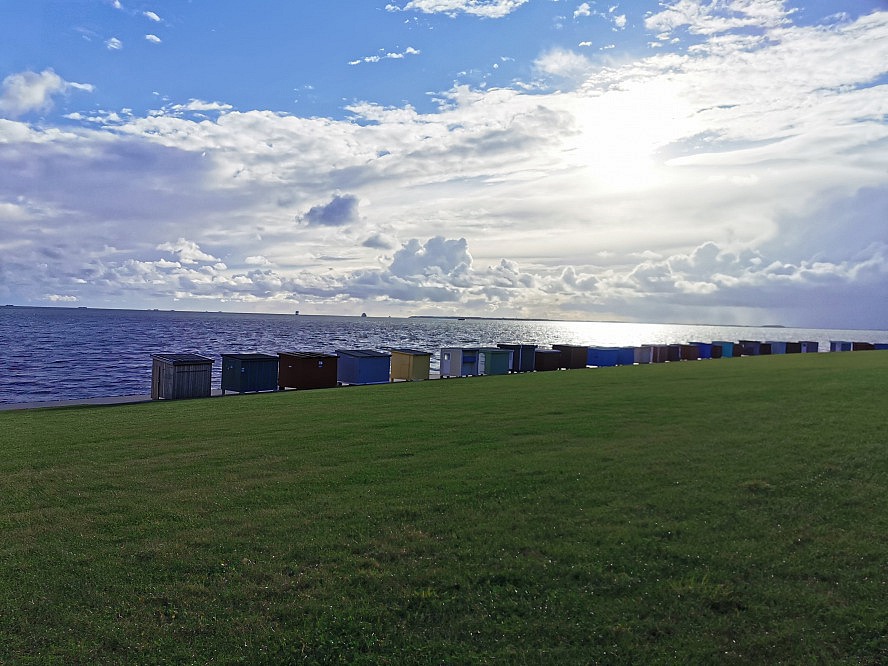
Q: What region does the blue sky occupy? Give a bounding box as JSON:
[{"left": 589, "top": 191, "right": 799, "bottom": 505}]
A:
[{"left": 1, "top": 0, "right": 886, "bottom": 327}]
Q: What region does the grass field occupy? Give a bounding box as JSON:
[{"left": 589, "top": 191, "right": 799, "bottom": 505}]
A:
[{"left": 1, "top": 352, "right": 887, "bottom": 664}]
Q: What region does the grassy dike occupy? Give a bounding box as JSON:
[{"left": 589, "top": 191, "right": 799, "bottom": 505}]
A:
[{"left": 1, "top": 352, "right": 886, "bottom": 664}]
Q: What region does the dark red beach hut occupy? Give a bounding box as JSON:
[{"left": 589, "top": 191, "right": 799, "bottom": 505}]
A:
[{"left": 278, "top": 351, "right": 338, "bottom": 390}]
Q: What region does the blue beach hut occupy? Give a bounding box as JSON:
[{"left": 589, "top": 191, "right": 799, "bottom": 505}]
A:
[
  {"left": 336, "top": 349, "right": 392, "bottom": 385},
  {"left": 800, "top": 341, "right": 819, "bottom": 353},
  {"left": 688, "top": 342, "right": 713, "bottom": 359},
  {"left": 587, "top": 346, "right": 621, "bottom": 367},
  {"left": 766, "top": 341, "right": 787, "bottom": 354},
  {"left": 830, "top": 341, "right": 853, "bottom": 352}
]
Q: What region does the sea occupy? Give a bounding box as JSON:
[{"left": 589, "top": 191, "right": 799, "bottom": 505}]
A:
[{"left": 1, "top": 305, "right": 886, "bottom": 406}]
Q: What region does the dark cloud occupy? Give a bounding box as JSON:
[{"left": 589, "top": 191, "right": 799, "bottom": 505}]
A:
[{"left": 300, "top": 193, "right": 360, "bottom": 227}]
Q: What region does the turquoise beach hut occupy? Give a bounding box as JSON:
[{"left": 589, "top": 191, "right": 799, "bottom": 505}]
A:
[{"left": 479, "top": 348, "right": 512, "bottom": 375}]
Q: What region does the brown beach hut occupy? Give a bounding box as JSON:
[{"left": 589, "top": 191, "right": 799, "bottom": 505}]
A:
[{"left": 278, "top": 351, "right": 338, "bottom": 390}]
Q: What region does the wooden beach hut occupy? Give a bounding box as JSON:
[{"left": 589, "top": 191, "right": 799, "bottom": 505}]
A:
[
  {"left": 278, "top": 351, "right": 338, "bottom": 390},
  {"left": 852, "top": 342, "right": 875, "bottom": 351},
  {"left": 679, "top": 344, "right": 700, "bottom": 361},
  {"left": 336, "top": 349, "right": 392, "bottom": 385},
  {"left": 552, "top": 344, "right": 588, "bottom": 369},
  {"left": 634, "top": 346, "right": 653, "bottom": 365},
  {"left": 766, "top": 341, "right": 787, "bottom": 354},
  {"left": 830, "top": 341, "right": 853, "bottom": 352},
  {"left": 497, "top": 343, "right": 537, "bottom": 373},
  {"left": 739, "top": 340, "right": 762, "bottom": 356},
  {"left": 440, "top": 347, "right": 480, "bottom": 378},
  {"left": 221, "top": 353, "right": 278, "bottom": 395},
  {"left": 534, "top": 348, "right": 562, "bottom": 372},
  {"left": 151, "top": 353, "right": 213, "bottom": 400},
  {"left": 390, "top": 348, "right": 431, "bottom": 381},
  {"left": 799, "top": 341, "right": 819, "bottom": 353}
]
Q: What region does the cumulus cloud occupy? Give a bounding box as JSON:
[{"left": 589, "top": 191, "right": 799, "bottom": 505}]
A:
[
  {"left": 106, "top": 37, "right": 123, "bottom": 50},
  {"left": 0, "top": 69, "right": 93, "bottom": 118},
  {"left": 363, "top": 232, "right": 399, "bottom": 250},
  {"left": 143, "top": 11, "right": 161, "bottom": 22},
  {"left": 300, "top": 194, "right": 361, "bottom": 227},
  {"left": 533, "top": 48, "right": 593, "bottom": 83},
  {"left": 2, "top": 8, "right": 886, "bottom": 326},
  {"left": 145, "top": 34, "right": 162, "bottom": 44},
  {"left": 157, "top": 238, "right": 220, "bottom": 265},
  {"left": 389, "top": 237, "right": 473, "bottom": 279},
  {"left": 574, "top": 3, "right": 591, "bottom": 19}
]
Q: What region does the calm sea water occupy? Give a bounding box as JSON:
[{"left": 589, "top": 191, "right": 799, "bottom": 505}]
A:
[{"left": 1, "top": 306, "right": 886, "bottom": 405}]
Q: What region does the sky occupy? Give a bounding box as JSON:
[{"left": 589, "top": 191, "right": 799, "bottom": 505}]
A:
[{"left": 0, "top": 0, "right": 886, "bottom": 328}]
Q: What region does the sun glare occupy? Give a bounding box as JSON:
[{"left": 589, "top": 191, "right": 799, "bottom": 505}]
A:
[{"left": 566, "top": 80, "right": 691, "bottom": 191}]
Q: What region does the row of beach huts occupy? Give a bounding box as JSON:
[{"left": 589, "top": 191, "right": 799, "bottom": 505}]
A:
[{"left": 149, "top": 338, "right": 887, "bottom": 401}]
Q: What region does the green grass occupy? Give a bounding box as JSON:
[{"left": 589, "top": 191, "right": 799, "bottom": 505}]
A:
[{"left": 1, "top": 352, "right": 887, "bottom": 664}]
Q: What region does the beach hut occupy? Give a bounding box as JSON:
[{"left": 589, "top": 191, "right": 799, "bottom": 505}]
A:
[
  {"left": 648, "top": 345, "right": 663, "bottom": 363},
  {"left": 221, "top": 353, "right": 278, "bottom": 395},
  {"left": 852, "top": 342, "right": 875, "bottom": 351},
  {"left": 497, "top": 343, "right": 537, "bottom": 373},
  {"left": 766, "top": 341, "right": 787, "bottom": 354},
  {"left": 390, "top": 348, "right": 432, "bottom": 381},
  {"left": 799, "top": 341, "right": 819, "bottom": 353},
  {"left": 615, "top": 347, "right": 636, "bottom": 366},
  {"left": 667, "top": 345, "right": 683, "bottom": 362},
  {"left": 739, "top": 340, "right": 762, "bottom": 356},
  {"left": 830, "top": 341, "right": 853, "bottom": 352},
  {"left": 552, "top": 344, "right": 588, "bottom": 369},
  {"left": 151, "top": 353, "right": 213, "bottom": 400},
  {"left": 688, "top": 342, "right": 713, "bottom": 359},
  {"left": 278, "top": 351, "right": 338, "bottom": 390},
  {"left": 634, "top": 346, "right": 653, "bottom": 365},
  {"left": 785, "top": 342, "right": 801, "bottom": 354},
  {"left": 479, "top": 348, "right": 512, "bottom": 375},
  {"left": 440, "top": 347, "right": 480, "bottom": 378},
  {"left": 587, "top": 346, "right": 621, "bottom": 367},
  {"left": 874, "top": 343, "right": 888, "bottom": 350},
  {"left": 336, "top": 349, "right": 391, "bottom": 385},
  {"left": 534, "top": 348, "right": 562, "bottom": 371},
  {"left": 679, "top": 344, "right": 700, "bottom": 361},
  {"left": 712, "top": 341, "right": 735, "bottom": 358}
]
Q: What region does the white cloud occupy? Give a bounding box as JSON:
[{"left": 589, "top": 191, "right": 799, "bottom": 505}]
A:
[
  {"left": 645, "top": 0, "right": 793, "bottom": 38},
  {"left": 106, "top": 37, "right": 123, "bottom": 50},
  {"left": 145, "top": 34, "right": 162, "bottom": 44},
  {"left": 349, "top": 46, "right": 421, "bottom": 65},
  {"left": 574, "top": 3, "right": 591, "bottom": 19},
  {"left": 390, "top": 0, "right": 529, "bottom": 18},
  {"left": 0, "top": 69, "right": 93, "bottom": 118},
  {"left": 143, "top": 10, "right": 161, "bottom": 22},
  {"left": 157, "top": 238, "right": 220, "bottom": 265},
  {"left": 2, "top": 10, "right": 886, "bottom": 326}
]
